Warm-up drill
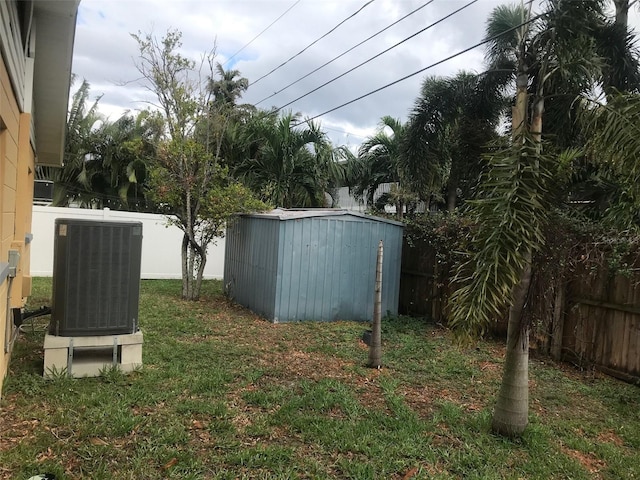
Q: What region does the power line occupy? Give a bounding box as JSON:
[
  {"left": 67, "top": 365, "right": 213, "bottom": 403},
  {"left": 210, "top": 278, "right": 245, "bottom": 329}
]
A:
[
  {"left": 255, "top": 0, "right": 435, "bottom": 107},
  {"left": 294, "top": 14, "right": 542, "bottom": 127},
  {"left": 250, "top": 0, "right": 376, "bottom": 87},
  {"left": 221, "top": 0, "right": 301, "bottom": 67},
  {"left": 276, "top": 0, "right": 479, "bottom": 112},
  {"left": 323, "top": 126, "right": 367, "bottom": 139}
]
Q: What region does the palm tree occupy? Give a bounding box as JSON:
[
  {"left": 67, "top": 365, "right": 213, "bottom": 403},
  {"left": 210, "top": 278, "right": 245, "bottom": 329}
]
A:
[
  {"left": 349, "top": 116, "right": 413, "bottom": 218},
  {"left": 86, "top": 110, "right": 163, "bottom": 211},
  {"left": 401, "top": 72, "right": 505, "bottom": 211},
  {"left": 38, "top": 78, "right": 104, "bottom": 207},
  {"left": 449, "top": 0, "right": 609, "bottom": 438},
  {"left": 580, "top": 92, "right": 640, "bottom": 227},
  {"left": 234, "top": 111, "right": 332, "bottom": 208},
  {"left": 603, "top": 0, "right": 640, "bottom": 92},
  {"left": 209, "top": 63, "right": 249, "bottom": 108},
  {"left": 201, "top": 63, "right": 256, "bottom": 174},
  {"left": 565, "top": 0, "right": 640, "bottom": 217}
]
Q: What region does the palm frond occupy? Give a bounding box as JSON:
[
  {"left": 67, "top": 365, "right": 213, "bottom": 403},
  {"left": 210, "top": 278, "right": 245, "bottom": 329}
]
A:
[
  {"left": 579, "top": 92, "right": 640, "bottom": 227},
  {"left": 449, "top": 133, "right": 558, "bottom": 338}
]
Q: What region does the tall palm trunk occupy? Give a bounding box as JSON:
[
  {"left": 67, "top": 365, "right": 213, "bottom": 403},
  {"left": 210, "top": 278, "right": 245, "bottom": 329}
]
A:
[
  {"left": 491, "top": 44, "right": 536, "bottom": 434},
  {"left": 492, "top": 255, "right": 531, "bottom": 436}
]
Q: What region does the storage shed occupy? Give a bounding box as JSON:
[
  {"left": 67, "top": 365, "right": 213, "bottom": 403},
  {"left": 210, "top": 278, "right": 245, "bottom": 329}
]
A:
[{"left": 224, "top": 209, "right": 404, "bottom": 322}]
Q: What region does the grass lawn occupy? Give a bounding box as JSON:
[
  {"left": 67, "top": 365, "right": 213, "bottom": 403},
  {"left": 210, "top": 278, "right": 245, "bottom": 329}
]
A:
[{"left": 1, "top": 278, "right": 639, "bottom": 479}]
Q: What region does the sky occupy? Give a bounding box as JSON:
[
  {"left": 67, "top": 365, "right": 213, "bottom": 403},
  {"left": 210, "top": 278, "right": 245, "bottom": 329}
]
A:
[{"left": 71, "top": 0, "right": 640, "bottom": 148}]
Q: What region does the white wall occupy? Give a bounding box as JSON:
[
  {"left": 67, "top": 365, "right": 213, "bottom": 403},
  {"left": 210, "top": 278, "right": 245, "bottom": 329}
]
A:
[{"left": 31, "top": 206, "right": 225, "bottom": 279}]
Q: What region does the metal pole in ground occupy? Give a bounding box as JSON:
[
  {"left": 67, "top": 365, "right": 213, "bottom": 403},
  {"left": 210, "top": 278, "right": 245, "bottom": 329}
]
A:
[{"left": 368, "top": 240, "right": 383, "bottom": 368}]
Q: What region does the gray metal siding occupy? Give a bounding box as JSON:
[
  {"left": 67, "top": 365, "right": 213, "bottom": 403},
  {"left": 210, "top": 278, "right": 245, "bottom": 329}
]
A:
[
  {"left": 276, "top": 217, "right": 340, "bottom": 322},
  {"left": 224, "top": 217, "right": 279, "bottom": 319},
  {"left": 273, "top": 216, "right": 403, "bottom": 322},
  {"left": 381, "top": 222, "right": 403, "bottom": 317},
  {"left": 226, "top": 211, "right": 403, "bottom": 323}
]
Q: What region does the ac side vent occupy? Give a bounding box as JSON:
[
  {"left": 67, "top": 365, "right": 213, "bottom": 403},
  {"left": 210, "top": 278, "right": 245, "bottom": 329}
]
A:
[{"left": 51, "top": 219, "right": 143, "bottom": 337}]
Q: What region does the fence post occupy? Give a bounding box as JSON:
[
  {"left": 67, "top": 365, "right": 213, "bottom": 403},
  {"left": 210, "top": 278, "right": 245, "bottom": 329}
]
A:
[{"left": 551, "top": 282, "right": 565, "bottom": 360}]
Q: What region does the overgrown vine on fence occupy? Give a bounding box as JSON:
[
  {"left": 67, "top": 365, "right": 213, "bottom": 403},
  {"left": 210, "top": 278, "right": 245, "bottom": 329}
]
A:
[{"left": 403, "top": 210, "right": 640, "bottom": 338}]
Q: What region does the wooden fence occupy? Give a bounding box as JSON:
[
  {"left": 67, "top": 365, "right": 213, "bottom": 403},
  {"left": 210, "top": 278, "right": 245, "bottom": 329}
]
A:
[
  {"left": 399, "top": 237, "right": 640, "bottom": 383},
  {"left": 562, "top": 265, "right": 640, "bottom": 382}
]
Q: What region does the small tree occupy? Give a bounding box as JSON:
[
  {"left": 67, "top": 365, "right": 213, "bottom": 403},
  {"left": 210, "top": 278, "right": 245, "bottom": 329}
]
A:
[
  {"left": 133, "top": 29, "right": 265, "bottom": 300},
  {"left": 148, "top": 138, "right": 265, "bottom": 298}
]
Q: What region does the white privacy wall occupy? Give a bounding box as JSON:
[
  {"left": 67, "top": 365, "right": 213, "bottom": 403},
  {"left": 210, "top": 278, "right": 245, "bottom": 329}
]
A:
[{"left": 31, "top": 206, "right": 225, "bottom": 279}]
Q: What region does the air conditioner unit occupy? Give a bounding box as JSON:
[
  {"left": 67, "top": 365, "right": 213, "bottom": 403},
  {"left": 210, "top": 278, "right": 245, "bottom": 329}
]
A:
[
  {"left": 50, "top": 219, "right": 143, "bottom": 337},
  {"left": 34, "top": 180, "right": 54, "bottom": 202}
]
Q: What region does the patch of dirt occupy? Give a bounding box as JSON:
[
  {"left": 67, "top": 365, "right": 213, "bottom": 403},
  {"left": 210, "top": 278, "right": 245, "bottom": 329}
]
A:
[
  {"left": 596, "top": 430, "right": 625, "bottom": 447},
  {"left": 389, "top": 462, "right": 447, "bottom": 479},
  {"left": 259, "top": 349, "right": 354, "bottom": 382},
  {"left": 429, "top": 424, "right": 465, "bottom": 449},
  {"left": 398, "top": 385, "right": 439, "bottom": 417},
  {"left": 561, "top": 446, "right": 607, "bottom": 477},
  {"left": 355, "top": 371, "right": 388, "bottom": 411}
]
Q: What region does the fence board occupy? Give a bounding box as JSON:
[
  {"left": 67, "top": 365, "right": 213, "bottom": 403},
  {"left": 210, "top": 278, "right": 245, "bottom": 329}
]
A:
[
  {"left": 400, "top": 234, "right": 640, "bottom": 383},
  {"left": 399, "top": 237, "right": 437, "bottom": 317},
  {"left": 554, "top": 265, "right": 640, "bottom": 380}
]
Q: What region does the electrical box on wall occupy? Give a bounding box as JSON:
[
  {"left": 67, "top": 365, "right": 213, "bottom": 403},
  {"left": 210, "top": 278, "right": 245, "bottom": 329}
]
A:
[
  {"left": 50, "top": 219, "right": 143, "bottom": 337},
  {"left": 8, "top": 250, "right": 19, "bottom": 277}
]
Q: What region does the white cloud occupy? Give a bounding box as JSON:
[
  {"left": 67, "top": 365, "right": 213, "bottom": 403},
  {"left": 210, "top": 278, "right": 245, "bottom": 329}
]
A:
[{"left": 71, "top": 0, "right": 640, "bottom": 146}]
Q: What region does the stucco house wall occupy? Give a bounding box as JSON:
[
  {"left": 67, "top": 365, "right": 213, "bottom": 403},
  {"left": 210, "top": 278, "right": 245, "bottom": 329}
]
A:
[{"left": 0, "top": 0, "right": 79, "bottom": 396}]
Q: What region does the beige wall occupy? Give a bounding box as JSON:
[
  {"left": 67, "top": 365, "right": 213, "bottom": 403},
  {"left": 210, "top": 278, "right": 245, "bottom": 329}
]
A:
[{"left": 0, "top": 54, "right": 34, "bottom": 395}]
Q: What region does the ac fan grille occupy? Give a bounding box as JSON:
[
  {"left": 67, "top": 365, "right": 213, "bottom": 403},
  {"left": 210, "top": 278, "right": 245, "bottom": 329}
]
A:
[{"left": 52, "top": 220, "right": 142, "bottom": 336}]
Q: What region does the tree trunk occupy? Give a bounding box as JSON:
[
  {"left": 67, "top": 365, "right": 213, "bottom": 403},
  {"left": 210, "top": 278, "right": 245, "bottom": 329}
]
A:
[
  {"left": 423, "top": 195, "right": 431, "bottom": 213},
  {"left": 397, "top": 200, "right": 404, "bottom": 220},
  {"left": 513, "top": 74, "right": 529, "bottom": 139},
  {"left": 187, "top": 242, "right": 196, "bottom": 300},
  {"left": 446, "top": 183, "right": 457, "bottom": 212},
  {"left": 328, "top": 187, "right": 339, "bottom": 208},
  {"left": 491, "top": 255, "right": 532, "bottom": 437},
  {"left": 493, "top": 50, "right": 535, "bottom": 437},
  {"left": 531, "top": 98, "right": 544, "bottom": 141},
  {"left": 194, "top": 253, "right": 207, "bottom": 301},
  {"left": 181, "top": 233, "right": 189, "bottom": 299},
  {"left": 368, "top": 240, "right": 384, "bottom": 368},
  {"left": 613, "top": 0, "right": 629, "bottom": 27}
]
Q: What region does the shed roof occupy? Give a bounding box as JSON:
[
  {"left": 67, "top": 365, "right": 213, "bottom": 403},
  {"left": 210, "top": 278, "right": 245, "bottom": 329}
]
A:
[{"left": 241, "top": 208, "right": 404, "bottom": 227}]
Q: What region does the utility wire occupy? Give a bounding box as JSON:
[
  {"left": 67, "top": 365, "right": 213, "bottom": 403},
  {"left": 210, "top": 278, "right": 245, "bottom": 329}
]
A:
[
  {"left": 294, "top": 13, "right": 542, "bottom": 127},
  {"left": 277, "top": 0, "right": 478, "bottom": 112},
  {"left": 255, "top": 0, "right": 435, "bottom": 106},
  {"left": 324, "top": 126, "right": 366, "bottom": 139},
  {"left": 250, "top": 0, "right": 376, "bottom": 87},
  {"left": 222, "top": 0, "right": 301, "bottom": 67}
]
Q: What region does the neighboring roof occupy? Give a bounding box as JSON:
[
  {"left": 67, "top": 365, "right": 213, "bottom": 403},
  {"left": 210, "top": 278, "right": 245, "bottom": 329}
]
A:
[
  {"left": 33, "top": 0, "right": 80, "bottom": 167},
  {"left": 241, "top": 208, "right": 405, "bottom": 227}
]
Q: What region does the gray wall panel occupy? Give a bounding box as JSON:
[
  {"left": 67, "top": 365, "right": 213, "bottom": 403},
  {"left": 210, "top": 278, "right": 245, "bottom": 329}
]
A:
[
  {"left": 224, "top": 217, "right": 279, "bottom": 319},
  {"left": 225, "top": 211, "right": 403, "bottom": 323}
]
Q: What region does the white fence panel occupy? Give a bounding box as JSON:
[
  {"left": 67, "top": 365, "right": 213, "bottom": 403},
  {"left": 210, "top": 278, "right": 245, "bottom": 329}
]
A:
[{"left": 31, "top": 206, "right": 225, "bottom": 279}]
